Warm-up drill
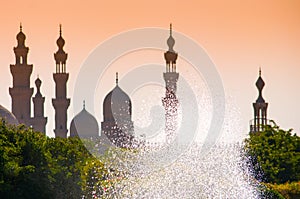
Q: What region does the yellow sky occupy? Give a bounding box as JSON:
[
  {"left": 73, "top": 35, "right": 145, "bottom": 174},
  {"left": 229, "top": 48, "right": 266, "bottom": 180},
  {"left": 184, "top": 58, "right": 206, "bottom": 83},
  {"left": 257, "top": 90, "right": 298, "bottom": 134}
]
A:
[{"left": 0, "top": 0, "right": 299, "bottom": 137}]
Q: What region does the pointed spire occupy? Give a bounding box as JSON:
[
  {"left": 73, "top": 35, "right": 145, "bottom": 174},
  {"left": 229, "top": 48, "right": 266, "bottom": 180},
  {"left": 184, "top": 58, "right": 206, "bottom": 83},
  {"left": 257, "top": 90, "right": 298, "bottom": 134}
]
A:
[
  {"left": 56, "top": 24, "right": 65, "bottom": 49},
  {"left": 20, "top": 22, "right": 22, "bottom": 32},
  {"left": 167, "top": 23, "right": 175, "bottom": 52},
  {"left": 259, "top": 67, "right": 261, "bottom": 77},
  {"left": 59, "top": 24, "right": 62, "bottom": 36},
  {"left": 83, "top": 100, "right": 85, "bottom": 109},
  {"left": 35, "top": 77, "right": 42, "bottom": 97},
  {"left": 116, "top": 72, "right": 119, "bottom": 85},
  {"left": 256, "top": 67, "right": 265, "bottom": 103}
]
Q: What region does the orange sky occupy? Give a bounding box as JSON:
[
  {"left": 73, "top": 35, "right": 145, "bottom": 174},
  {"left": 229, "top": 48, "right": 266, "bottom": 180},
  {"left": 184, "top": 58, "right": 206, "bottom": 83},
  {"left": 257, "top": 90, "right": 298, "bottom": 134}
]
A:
[{"left": 0, "top": 0, "right": 299, "bottom": 137}]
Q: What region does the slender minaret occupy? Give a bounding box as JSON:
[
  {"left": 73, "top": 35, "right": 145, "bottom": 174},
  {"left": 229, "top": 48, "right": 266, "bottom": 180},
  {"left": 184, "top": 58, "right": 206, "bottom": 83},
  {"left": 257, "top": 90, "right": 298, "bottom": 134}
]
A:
[
  {"left": 250, "top": 68, "right": 268, "bottom": 133},
  {"left": 9, "top": 24, "right": 34, "bottom": 126},
  {"left": 52, "top": 25, "right": 70, "bottom": 138},
  {"left": 31, "top": 77, "right": 47, "bottom": 133},
  {"left": 162, "top": 24, "right": 179, "bottom": 143}
]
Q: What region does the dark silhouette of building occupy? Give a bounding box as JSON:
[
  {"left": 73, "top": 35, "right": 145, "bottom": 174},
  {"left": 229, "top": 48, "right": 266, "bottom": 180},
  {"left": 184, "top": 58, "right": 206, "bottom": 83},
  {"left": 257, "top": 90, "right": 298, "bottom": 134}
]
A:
[
  {"left": 101, "top": 73, "right": 134, "bottom": 148},
  {"left": 70, "top": 101, "right": 99, "bottom": 138},
  {"left": 52, "top": 25, "right": 70, "bottom": 138},
  {"left": 250, "top": 68, "right": 270, "bottom": 133},
  {"left": 31, "top": 77, "right": 47, "bottom": 133},
  {"left": 162, "top": 24, "right": 179, "bottom": 142},
  {"left": 9, "top": 24, "right": 47, "bottom": 133}
]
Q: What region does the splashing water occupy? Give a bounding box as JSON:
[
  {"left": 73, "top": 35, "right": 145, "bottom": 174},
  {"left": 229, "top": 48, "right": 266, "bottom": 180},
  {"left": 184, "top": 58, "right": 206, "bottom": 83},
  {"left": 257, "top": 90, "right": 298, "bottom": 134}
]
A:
[{"left": 86, "top": 141, "right": 261, "bottom": 199}]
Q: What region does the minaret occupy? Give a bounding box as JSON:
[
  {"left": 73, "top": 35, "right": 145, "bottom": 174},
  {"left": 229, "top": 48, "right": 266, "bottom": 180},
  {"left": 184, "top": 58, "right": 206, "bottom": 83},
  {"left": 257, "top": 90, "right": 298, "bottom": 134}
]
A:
[
  {"left": 9, "top": 24, "right": 34, "bottom": 125},
  {"left": 52, "top": 25, "right": 70, "bottom": 138},
  {"left": 250, "top": 68, "right": 268, "bottom": 133},
  {"left": 32, "top": 77, "right": 47, "bottom": 133},
  {"left": 162, "top": 24, "right": 179, "bottom": 143}
]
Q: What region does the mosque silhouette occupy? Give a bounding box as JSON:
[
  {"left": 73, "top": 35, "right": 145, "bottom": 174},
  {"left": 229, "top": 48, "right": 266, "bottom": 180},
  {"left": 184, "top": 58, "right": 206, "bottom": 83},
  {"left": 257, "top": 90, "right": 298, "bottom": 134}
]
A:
[{"left": 0, "top": 24, "right": 267, "bottom": 147}]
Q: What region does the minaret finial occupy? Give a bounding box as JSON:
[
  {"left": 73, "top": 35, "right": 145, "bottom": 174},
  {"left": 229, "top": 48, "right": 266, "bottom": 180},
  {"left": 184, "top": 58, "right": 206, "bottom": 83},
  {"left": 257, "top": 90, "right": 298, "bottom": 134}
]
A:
[
  {"left": 83, "top": 100, "right": 85, "bottom": 109},
  {"left": 259, "top": 67, "right": 261, "bottom": 77},
  {"left": 116, "top": 72, "right": 119, "bottom": 85},
  {"left": 167, "top": 23, "right": 175, "bottom": 52},
  {"left": 59, "top": 24, "right": 62, "bottom": 36},
  {"left": 20, "top": 23, "right": 22, "bottom": 32}
]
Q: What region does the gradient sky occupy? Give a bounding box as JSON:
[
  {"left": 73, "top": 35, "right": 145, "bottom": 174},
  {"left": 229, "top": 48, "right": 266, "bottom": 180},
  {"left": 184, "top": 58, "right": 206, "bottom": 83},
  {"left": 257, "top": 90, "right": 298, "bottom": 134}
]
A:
[{"left": 0, "top": 0, "right": 299, "bottom": 138}]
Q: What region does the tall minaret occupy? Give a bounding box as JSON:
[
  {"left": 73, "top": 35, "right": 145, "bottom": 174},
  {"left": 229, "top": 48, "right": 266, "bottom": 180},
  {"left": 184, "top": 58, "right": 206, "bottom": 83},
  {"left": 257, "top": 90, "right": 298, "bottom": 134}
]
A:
[
  {"left": 31, "top": 77, "right": 47, "bottom": 133},
  {"left": 52, "top": 25, "right": 70, "bottom": 138},
  {"left": 250, "top": 68, "right": 268, "bottom": 133},
  {"left": 162, "top": 24, "right": 179, "bottom": 143},
  {"left": 9, "top": 24, "right": 34, "bottom": 126}
]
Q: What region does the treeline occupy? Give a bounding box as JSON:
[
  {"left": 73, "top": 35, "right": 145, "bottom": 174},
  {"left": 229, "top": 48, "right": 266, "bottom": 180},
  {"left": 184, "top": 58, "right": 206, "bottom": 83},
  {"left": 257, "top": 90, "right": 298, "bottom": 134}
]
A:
[
  {"left": 0, "top": 120, "right": 109, "bottom": 199},
  {"left": 244, "top": 124, "right": 300, "bottom": 198}
]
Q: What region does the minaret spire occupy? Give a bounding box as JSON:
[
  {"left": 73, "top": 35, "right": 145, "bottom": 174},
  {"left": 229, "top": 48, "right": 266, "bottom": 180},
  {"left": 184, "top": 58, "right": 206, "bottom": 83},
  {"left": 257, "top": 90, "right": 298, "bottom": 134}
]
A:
[
  {"left": 59, "top": 24, "right": 62, "bottom": 36},
  {"left": 54, "top": 24, "right": 67, "bottom": 73},
  {"left": 9, "top": 24, "right": 33, "bottom": 126},
  {"left": 259, "top": 67, "right": 261, "bottom": 77},
  {"left": 250, "top": 68, "right": 268, "bottom": 133},
  {"left": 162, "top": 24, "right": 179, "bottom": 143},
  {"left": 32, "top": 77, "right": 47, "bottom": 133},
  {"left": 52, "top": 25, "right": 70, "bottom": 138},
  {"left": 116, "top": 72, "right": 119, "bottom": 85}
]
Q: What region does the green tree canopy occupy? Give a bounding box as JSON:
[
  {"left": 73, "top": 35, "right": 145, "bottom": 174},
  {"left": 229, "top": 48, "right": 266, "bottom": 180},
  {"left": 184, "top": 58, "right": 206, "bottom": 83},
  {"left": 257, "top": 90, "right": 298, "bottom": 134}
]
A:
[
  {"left": 0, "top": 120, "right": 109, "bottom": 199},
  {"left": 244, "top": 123, "right": 300, "bottom": 184}
]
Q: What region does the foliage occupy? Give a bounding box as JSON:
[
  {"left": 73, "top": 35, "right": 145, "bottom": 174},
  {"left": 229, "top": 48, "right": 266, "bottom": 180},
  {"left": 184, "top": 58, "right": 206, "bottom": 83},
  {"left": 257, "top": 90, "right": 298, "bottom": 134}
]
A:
[
  {"left": 244, "top": 123, "right": 300, "bottom": 184},
  {"left": 264, "top": 182, "right": 300, "bottom": 199},
  {"left": 0, "top": 120, "right": 109, "bottom": 199}
]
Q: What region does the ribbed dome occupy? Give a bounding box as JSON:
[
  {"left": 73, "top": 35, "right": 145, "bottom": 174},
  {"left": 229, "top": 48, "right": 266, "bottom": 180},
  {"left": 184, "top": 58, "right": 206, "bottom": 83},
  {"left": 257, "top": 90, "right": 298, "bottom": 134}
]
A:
[
  {"left": 70, "top": 106, "right": 99, "bottom": 138},
  {"left": 103, "top": 85, "right": 132, "bottom": 122},
  {"left": 0, "top": 105, "right": 19, "bottom": 125}
]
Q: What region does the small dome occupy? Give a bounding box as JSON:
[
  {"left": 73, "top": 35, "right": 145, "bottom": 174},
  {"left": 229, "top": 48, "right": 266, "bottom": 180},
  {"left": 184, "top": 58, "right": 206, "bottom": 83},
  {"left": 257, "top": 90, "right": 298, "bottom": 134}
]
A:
[
  {"left": 103, "top": 85, "right": 132, "bottom": 122},
  {"left": 167, "top": 35, "right": 175, "bottom": 52},
  {"left": 16, "top": 31, "right": 26, "bottom": 43},
  {"left": 0, "top": 104, "right": 19, "bottom": 125},
  {"left": 35, "top": 77, "right": 41, "bottom": 87},
  {"left": 16, "top": 24, "right": 25, "bottom": 44},
  {"left": 70, "top": 106, "right": 99, "bottom": 138},
  {"left": 56, "top": 36, "right": 65, "bottom": 49}
]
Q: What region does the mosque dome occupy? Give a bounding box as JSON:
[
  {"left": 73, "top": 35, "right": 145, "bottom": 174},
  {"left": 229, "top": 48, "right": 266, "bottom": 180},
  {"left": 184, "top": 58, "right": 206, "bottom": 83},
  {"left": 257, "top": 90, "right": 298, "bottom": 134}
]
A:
[
  {"left": 103, "top": 84, "right": 132, "bottom": 122},
  {"left": 70, "top": 103, "right": 99, "bottom": 138},
  {"left": 0, "top": 104, "right": 19, "bottom": 125}
]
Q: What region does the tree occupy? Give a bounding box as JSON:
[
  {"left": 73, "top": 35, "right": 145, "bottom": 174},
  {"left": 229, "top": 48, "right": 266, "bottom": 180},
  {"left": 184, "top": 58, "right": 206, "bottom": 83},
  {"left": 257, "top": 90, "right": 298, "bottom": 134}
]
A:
[{"left": 244, "top": 123, "right": 300, "bottom": 183}]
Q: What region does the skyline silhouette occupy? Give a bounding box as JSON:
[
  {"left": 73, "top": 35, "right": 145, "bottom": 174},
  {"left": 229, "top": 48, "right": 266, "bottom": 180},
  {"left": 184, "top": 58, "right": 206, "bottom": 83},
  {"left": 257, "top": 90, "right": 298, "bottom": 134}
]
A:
[{"left": 0, "top": 1, "right": 299, "bottom": 138}]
